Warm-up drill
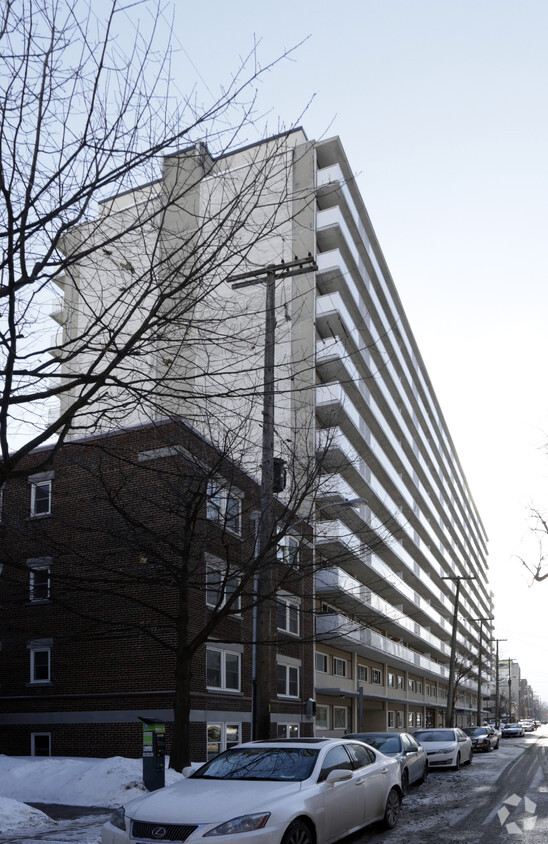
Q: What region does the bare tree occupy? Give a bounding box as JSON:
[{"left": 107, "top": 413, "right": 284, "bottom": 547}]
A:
[
  {"left": 0, "top": 0, "right": 312, "bottom": 481},
  {"left": 518, "top": 506, "right": 548, "bottom": 582}
]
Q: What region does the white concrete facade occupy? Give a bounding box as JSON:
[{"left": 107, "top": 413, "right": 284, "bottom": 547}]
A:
[{"left": 56, "top": 128, "right": 493, "bottom": 733}]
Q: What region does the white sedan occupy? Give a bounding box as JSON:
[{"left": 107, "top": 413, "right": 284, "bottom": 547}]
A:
[
  {"left": 101, "top": 737, "right": 403, "bottom": 844},
  {"left": 412, "top": 728, "right": 473, "bottom": 770}
]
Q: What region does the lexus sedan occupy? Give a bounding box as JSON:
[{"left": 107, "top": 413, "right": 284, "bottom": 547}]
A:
[
  {"left": 346, "top": 731, "right": 428, "bottom": 795},
  {"left": 412, "top": 728, "right": 473, "bottom": 770},
  {"left": 463, "top": 726, "right": 499, "bottom": 752},
  {"left": 101, "top": 738, "right": 403, "bottom": 844}
]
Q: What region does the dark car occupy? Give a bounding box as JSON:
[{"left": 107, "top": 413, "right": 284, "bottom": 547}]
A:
[
  {"left": 346, "top": 731, "right": 428, "bottom": 795},
  {"left": 501, "top": 723, "right": 524, "bottom": 737},
  {"left": 463, "top": 726, "right": 499, "bottom": 752}
]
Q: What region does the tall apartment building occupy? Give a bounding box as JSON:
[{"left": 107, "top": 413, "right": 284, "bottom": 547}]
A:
[{"left": 52, "top": 128, "right": 492, "bottom": 736}]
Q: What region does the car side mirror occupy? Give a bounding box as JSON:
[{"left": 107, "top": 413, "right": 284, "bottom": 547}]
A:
[{"left": 325, "top": 769, "right": 353, "bottom": 786}]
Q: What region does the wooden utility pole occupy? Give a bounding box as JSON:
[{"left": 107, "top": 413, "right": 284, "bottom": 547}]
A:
[{"left": 230, "top": 255, "right": 317, "bottom": 740}]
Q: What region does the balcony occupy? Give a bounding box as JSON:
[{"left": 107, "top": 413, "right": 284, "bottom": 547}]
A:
[{"left": 315, "top": 612, "right": 449, "bottom": 680}]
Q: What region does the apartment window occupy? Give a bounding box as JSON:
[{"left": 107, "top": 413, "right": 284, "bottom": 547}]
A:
[
  {"left": 315, "top": 652, "right": 328, "bottom": 673},
  {"left": 316, "top": 705, "right": 329, "bottom": 729},
  {"left": 30, "top": 480, "right": 52, "bottom": 517},
  {"left": 358, "top": 664, "right": 368, "bottom": 682},
  {"left": 397, "top": 675, "right": 404, "bottom": 690},
  {"left": 333, "top": 706, "right": 348, "bottom": 730},
  {"left": 408, "top": 679, "right": 415, "bottom": 692},
  {"left": 277, "top": 661, "right": 299, "bottom": 698},
  {"left": 206, "top": 646, "right": 241, "bottom": 692},
  {"left": 387, "top": 672, "right": 395, "bottom": 688},
  {"left": 206, "top": 481, "right": 242, "bottom": 535},
  {"left": 416, "top": 712, "right": 423, "bottom": 727},
  {"left": 397, "top": 711, "right": 404, "bottom": 728},
  {"left": 416, "top": 681, "right": 423, "bottom": 694},
  {"left": 333, "top": 657, "right": 347, "bottom": 678},
  {"left": 408, "top": 712, "right": 416, "bottom": 728},
  {"left": 28, "top": 640, "right": 52, "bottom": 684},
  {"left": 387, "top": 710, "right": 395, "bottom": 728},
  {"left": 372, "top": 668, "right": 382, "bottom": 685},
  {"left": 276, "top": 594, "right": 300, "bottom": 635},
  {"left": 31, "top": 733, "right": 51, "bottom": 757},
  {"left": 207, "top": 723, "right": 240, "bottom": 759},
  {"left": 206, "top": 563, "right": 240, "bottom": 612},
  {"left": 28, "top": 558, "right": 52, "bottom": 602},
  {"left": 277, "top": 534, "right": 300, "bottom": 568},
  {"left": 277, "top": 723, "right": 299, "bottom": 739}
]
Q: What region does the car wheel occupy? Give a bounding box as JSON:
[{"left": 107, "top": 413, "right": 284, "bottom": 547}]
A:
[
  {"left": 401, "top": 769, "right": 409, "bottom": 796},
  {"left": 466, "top": 749, "right": 473, "bottom": 765},
  {"left": 282, "top": 820, "right": 313, "bottom": 844},
  {"left": 453, "top": 753, "right": 461, "bottom": 771},
  {"left": 494, "top": 740, "right": 499, "bottom": 750},
  {"left": 418, "top": 761, "right": 428, "bottom": 785},
  {"left": 383, "top": 787, "right": 402, "bottom": 830}
]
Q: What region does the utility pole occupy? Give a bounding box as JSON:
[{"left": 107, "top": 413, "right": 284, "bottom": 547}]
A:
[
  {"left": 442, "top": 575, "right": 475, "bottom": 727},
  {"left": 472, "top": 616, "right": 493, "bottom": 725},
  {"left": 230, "top": 255, "right": 317, "bottom": 740},
  {"left": 494, "top": 638, "right": 507, "bottom": 728}
]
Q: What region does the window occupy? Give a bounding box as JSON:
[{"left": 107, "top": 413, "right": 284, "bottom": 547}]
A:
[
  {"left": 277, "top": 661, "right": 299, "bottom": 698},
  {"left": 30, "top": 480, "right": 52, "bottom": 517},
  {"left": 319, "top": 745, "right": 353, "bottom": 780},
  {"left": 388, "top": 672, "right": 395, "bottom": 688},
  {"left": 277, "top": 594, "right": 300, "bottom": 635},
  {"left": 358, "top": 664, "right": 368, "bottom": 682},
  {"left": 207, "top": 723, "right": 241, "bottom": 759},
  {"left": 206, "top": 646, "right": 241, "bottom": 692},
  {"left": 206, "top": 480, "right": 242, "bottom": 534},
  {"left": 333, "top": 706, "right": 348, "bottom": 730},
  {"left": 372, "top": 668, "right": 382, "bottom": 685},
  {"left": 277, "top": 534, "right": 300, "bottom": 568},
  {"left": 316, "top": 705, "right": 329, "bottom": 729},
  {"left": 333, "top": 657, "right": 347, "bottom": 678},
  {"left": 416, "top": 712, "right": 423, "bottom": 727},
  {"left": 206, "top": 563, "right": 240, "bottom": 611},
  {"left": 315, "top": 652, "right": 328, "bottom": 673},
  {"left": 397, "top": 675, "right": 404, "bottom": 690},
  {"left": 277, "top": 723, "right": 299, "bottom": 738},
  {"left": 28, "top": 558, "right": 52, "bottom": 602},
  {"left": 408, "top": 712, "right": 416, "bottom": 727},
  {"left": 387, "top": 710, "right": 395, "bottom": 728},
  {"left": 397, "top": 711, "right": 404, "bottom": 728},
  {"left": 416, "top": 681, "right": 423, "bottom": 694},
  {"left": 408, "top": 679, "right": 415, "bottom": 692},
  {"left": 31, "top": 733, "right": 51, "bottom": 756},
  {"left": 28, "top": 640, "right": 52, "bottom": 684}
]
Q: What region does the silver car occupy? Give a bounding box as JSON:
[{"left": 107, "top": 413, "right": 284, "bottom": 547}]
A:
[
  {"left": 346, "top": 731, "right": 428, "bottom": 795},
  {"left": 412, "top": 728, "right": 473, "bottom": 770},
  {"left": 102, "top": 738, "right": 403, "bottom": 844}
]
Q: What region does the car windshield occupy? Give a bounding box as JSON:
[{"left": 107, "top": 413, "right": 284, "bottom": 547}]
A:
[
  {"left": 358, "top": 736, "right": 401, "bottom": 754},
  {"left": 415, "top": 730, "right": 455, "bottom": 742},
  {"left": 191, "top": 747, "right": 320, "bottom": 781},
  {"left": 505, "top": 724, "right": 520, "bottom": 729},
  {"left": 463, "top": 728, "right": 485, "bottom": 736}
]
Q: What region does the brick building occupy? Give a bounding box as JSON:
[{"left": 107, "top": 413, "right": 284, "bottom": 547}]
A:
[{"left": 0, "top": 419, "right": 314, "bottom": 759}]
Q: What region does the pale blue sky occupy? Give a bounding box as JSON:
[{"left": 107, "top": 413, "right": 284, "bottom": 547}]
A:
[{"left": 118, "top": 0, "right": 548, "bottom": 700}]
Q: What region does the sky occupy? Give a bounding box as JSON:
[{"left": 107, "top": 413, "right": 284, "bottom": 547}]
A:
[{"left": 84, "top": 1, "right": 548, "bottom": 700}]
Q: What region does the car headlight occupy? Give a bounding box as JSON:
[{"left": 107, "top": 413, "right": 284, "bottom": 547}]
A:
[
  {"left": 109, "top": 806, "right": 126, "bottom": 831},
  {"left": 204, "top": 813, "right": 271, "bottom": 836}
]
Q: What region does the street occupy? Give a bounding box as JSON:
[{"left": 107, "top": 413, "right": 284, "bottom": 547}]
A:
[{"left": 1, "top": 730, "right": 548, "bottom": 843}]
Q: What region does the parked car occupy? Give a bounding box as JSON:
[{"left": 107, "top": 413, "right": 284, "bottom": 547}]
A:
[
  {"left": 519, "top": 719, "right": 535, "bottom": 732},
  {"left": 501, "top": 723, "right": 524, "bottom": 737},
  {"left": 346, "top": 731, "right": 428, "bottom": 795},
  {"left": 462, "top": 726, "right": 499, "bottom": 752},
  {"left": 101, "top": 738, "right": 403, "bottom": 844},
  {"left": 412, "top": 728, "right": 473, "bottom": 770}
]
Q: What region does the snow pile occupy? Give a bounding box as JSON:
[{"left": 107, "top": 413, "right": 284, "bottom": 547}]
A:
[{"left": 0, "top": 755, "right": 183, "bottom": 833}]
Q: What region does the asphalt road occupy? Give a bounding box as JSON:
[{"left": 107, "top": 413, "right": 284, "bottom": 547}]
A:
[
  {"left": 357, "top": 727, "right": 548, "bottom": 843},
  {"left": 2, "top": 730, "right": 548, "bottom": 843}
]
